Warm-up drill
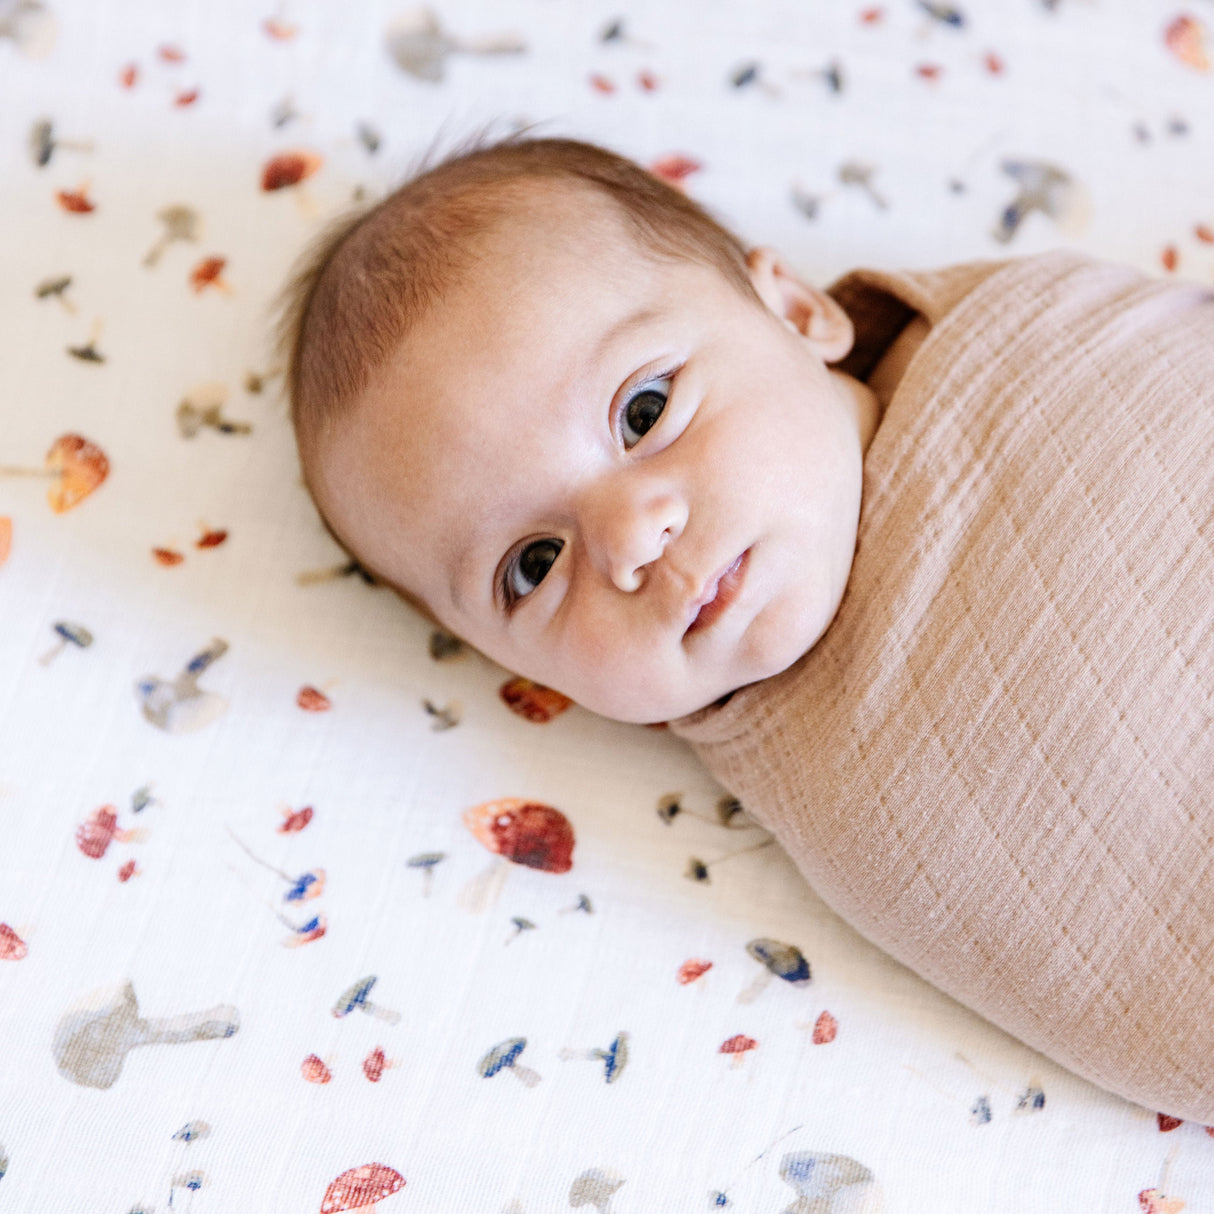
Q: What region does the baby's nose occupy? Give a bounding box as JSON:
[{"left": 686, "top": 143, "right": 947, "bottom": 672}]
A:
[{"left": 583, "top": 476, "right": 688, "bottom": 593}]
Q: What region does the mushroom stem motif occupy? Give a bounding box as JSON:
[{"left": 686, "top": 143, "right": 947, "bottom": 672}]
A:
[
  {"left": 405, "top": 851, "right": 446, "bottom": 896},
  {"left": 477, "top": 1037, "right": 542, "bottom": 1087},
  {"left": 53, "top": 980, "right": 239, "bottom": 1089},
  {"left": 332, "top": 976, "right": 401, "bottom": 1024},
  {"left": 459, "top": 798, "right": 575, "bottom": 912},
  {"left": 38, "top": 620, "right": 93, "bottom": 665},
  {"left": 737, "top": 938, "right": 811, "bottom": 1004},
  {"left": 558, "top": 1032, "right": 629, "bottom": 1084},
  {"left": 135, "top": 638, "right": 230, "bottom": 733},
  {"left": 176, "top": 383, "right": 252, "bottom": 438},
  {"left": 384, "top": 7, "right": 526, "bottom": 83},
  {"left": 144, "top": 204, "right": 200, "bottom": 266},
  {"left": 0, "top": 433, "right": 110, "bottom": 512},
  {"left": 227, "top": 826, "right": 324, "bottom": 902},
  {"left": 993, "top": 159, "right": 1088, "bottom": 243}
]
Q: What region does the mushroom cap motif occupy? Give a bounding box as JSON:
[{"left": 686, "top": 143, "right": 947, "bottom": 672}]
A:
[
  {"left": 463, "top": 798, "right": 574, "bottom": 873},
  {"left": 719, "top": 1034, "right": 757, "bottom": 1057},
  {"left": 45, "top": 433, "right": 109, "bottom": 512},
  {"left": 746, "top": 938, "right": 811, "bottom": 985},
  {"left": 320, "top": 1162, "right": 404, "bottom": 1213},
  {"left": 477, "top": 1037, "right": 527, "bottom": 1078}
]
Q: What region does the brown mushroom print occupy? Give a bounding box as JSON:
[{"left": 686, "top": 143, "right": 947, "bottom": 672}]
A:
[
  {"left": 320, "top": 1163, "right": 403, "bottom": 1213},
  {"left": 53, "top": 980, "right": 239, "bottom": 1089}
]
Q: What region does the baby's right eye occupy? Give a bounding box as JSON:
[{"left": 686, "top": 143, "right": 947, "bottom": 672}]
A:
[{"left": 504, "top": 538, "right": 564, "bottom": 606}]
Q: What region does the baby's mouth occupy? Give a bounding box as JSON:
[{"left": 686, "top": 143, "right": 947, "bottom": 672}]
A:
[{"left": 684, "top": 549, "right": 750, "bottom": 637}]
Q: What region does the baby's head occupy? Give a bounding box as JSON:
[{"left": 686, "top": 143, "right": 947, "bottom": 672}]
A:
[{"left": 278, "top": 135, "right": 875, "bottom": 724}]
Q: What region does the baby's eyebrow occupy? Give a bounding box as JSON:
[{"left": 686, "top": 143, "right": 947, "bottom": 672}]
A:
[{"left": 588, "top": 304, "right": 663, "bottom": 367}]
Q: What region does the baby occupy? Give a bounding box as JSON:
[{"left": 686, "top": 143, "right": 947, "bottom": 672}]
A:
[{"left": 278, "top": 135, "right": 1214, "bottom": 1121}]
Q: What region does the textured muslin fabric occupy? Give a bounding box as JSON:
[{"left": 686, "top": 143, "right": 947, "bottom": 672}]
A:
[{"left": 670, "top": 250, "right": 1214, "bottom": 1121}]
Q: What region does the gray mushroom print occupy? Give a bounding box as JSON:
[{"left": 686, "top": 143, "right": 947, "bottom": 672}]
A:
[
  {"left": 778, "top": 1151, "right": 883, "bottom": 1214},
  {"left": 53, "top": 980, "right": 239, "bottom": 1089},
  {"left": 135, "top": 638, "right": 230, "bottom": 733},
  {"left": 569, "top": 1167, "right": 625, "bottom": 1212},
  {"left": 384, "top": 6, "right": 526, "bottom": 83}
]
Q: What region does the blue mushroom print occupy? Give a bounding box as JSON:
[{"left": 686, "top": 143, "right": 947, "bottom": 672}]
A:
[{"left": 477, "top": 1037, "right": 541, "bottom": 1086}]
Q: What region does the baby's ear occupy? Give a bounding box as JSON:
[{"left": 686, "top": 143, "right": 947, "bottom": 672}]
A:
[{"left": 745, "top": 247, "right": 854, "bottom": 363}]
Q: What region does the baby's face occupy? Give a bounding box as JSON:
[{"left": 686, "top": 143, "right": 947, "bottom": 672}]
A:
[{"left": 314, "top": 188, "right": 871, "bottom": 723}]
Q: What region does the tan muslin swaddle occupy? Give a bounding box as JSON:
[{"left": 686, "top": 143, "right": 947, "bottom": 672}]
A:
[{"left": 670, "top": 251, "right": 1214, "bottom": 1120}]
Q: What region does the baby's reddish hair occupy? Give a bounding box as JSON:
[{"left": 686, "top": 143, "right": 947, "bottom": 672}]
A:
[{"left": 273, "top": 134, "right": 759, "bottom": 622}]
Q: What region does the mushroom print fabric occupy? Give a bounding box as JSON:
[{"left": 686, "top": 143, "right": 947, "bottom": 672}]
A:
[{"left": 1, "top": 1, "right": 1212, "bottom": 1210}]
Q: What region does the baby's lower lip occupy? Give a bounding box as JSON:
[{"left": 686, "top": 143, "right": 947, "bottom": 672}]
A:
[{"left": 685, "top": 549, "right": 750, "bottom": 636}]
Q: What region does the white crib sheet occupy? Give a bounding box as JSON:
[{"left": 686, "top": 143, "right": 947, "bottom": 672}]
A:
[{"left": 2, "top": 1, "right": 1213, "bottom": 1210}]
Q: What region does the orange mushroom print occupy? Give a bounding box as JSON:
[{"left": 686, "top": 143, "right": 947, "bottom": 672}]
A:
[
  {"left": 189, "top": 255, "right": 230, "bottom": 293},
  {"left": 459, "top": 798, "right": 575, "bottom": 912},
  {"left": 498, "top": 676, "right": 572, "bottom": 723},
  {"left": 0, "top": 434, "right": 110, "bottom": 512},
  {"left": 320, "top": 1163, "right": 403, "bottom": 1213},
  {"left": 0, "top": 517, "right": 10, "bottom": 568},
  {"left": 1165, "top": 14, "right": 1210, "bottom": 71}
]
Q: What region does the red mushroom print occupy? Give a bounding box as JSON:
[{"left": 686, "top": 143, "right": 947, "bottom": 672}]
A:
[
  {"left": 301, "top": 1053, "right": 332, "bottom": 1084},
  {"left": 363, "top": 1046, "right": 397, "bottom": 1082},
  {"left": 55, "top": 184, "right": 96, "bottom": 213},
  {"left": 719, "top": 1034, "right": 758, "bottom": 1069},
  {"left": 320, "top": 1163, "right": 403, "bottom": 1213},
  {"left": 649, "top": 153, "right": 701, "bottom": 189},
  {"left": 297, "top": 686, "right": 331, "bottom": 711},
  {"left": 76, "top": 805, "right": 144, "bottom": 859},
  {"left": 189, "top": 256, "right": 230, "bottom": 293},
  {"left": 499, "top": 676, "right": 572, "bottom": 723},
  {"left": 458, "top": 798, "right": 575, "bottom": 912},
  {"left": 0, "top": 924, "right": 28, "bottom": 960},
  {"left": 261, "top": 149, "right": 322, "bottom": 192},
  {"left": 196, "top": 527, "right": 228, "bottom": 548},
  {"left": 278, "top": 805, "right": 314, "bottom": 833},
  {"left": 677, "top": 959, "right": 713, "bottom": 986},
  {"left": 812, "top": 1011, "right": 838, "bottom": 1044}
]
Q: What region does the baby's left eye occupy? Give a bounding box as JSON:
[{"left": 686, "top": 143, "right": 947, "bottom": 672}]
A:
[{"left": 619, "top": 377, "right": 671, "bottom": 450}]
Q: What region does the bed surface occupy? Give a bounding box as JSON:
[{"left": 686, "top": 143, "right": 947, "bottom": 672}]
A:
[{"left": 2, "top": 1, "right": 1212, "bottom": 1210}]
